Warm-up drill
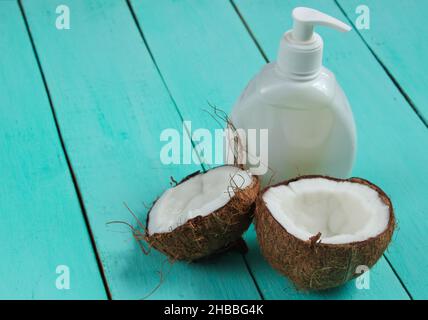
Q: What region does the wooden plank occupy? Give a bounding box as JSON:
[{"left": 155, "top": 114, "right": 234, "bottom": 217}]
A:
[
  {"left": 235, "top": 0, "right": 428, "bottom": 299},
  {"left": 0, "top": 0, "right": 106, "bottom": 299},
  {"left": 130, "top": 0, "right": 265, "bottom": 136},
  {"left": 338, "top": 0, "right": 428, "bottom": 124},
  {"left": 21, "top": 0, "right": 261, "bottom": 299},
  {"left": 130, "top": 0, "right": 409, "bottom": 299}
]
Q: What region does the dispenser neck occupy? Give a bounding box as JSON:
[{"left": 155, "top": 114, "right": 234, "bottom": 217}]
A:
[
  {"left": 276, "top": 31, "right": 323, "bottom": 80},
  {"left": 275, "top": 7, "right": 351, "bottom": 80}
]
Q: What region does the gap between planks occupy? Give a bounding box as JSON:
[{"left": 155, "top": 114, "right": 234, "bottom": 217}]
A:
[
  {"left": 126, "top": 0, "right": 208, "bottom": 172},
  {"left": 333, "top": 0, "right": 427, "bottom": 129},
  {"left": 126, "top": 0, "right": 264, "bottom": 299},
  {"left": 230, "top": 0, "right": 413, "bottom": 300},
  {"left": 17, "top": 0, "right": 113, "bottom": 300},
  {"left": 332, "top": 2, "right": 416, "bottom": 301}
]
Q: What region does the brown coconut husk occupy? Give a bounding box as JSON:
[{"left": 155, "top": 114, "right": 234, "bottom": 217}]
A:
[
  {"left": 255, "top": 175, "right": 396, "bottom": 290},
  {"left": 145, "top": 167, "right": 260, "bottom": 261}
]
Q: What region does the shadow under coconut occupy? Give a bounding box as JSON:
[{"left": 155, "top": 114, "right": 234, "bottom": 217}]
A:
[
  {"left": 110, "top": 221, "right": 261, "bottom": 300},
  {"left": 243, "top": 225, "right": 408, "bottom": 300}
]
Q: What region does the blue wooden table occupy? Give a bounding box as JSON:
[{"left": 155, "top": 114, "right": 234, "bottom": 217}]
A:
[{"left": 1, "top": 0, "right": 427, "bottom": 300}]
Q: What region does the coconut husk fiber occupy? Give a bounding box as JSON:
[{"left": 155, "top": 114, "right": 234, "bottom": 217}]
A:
[
  {"left": 255, "top": 176, "right": 395, "bottom": 290},
  {"left": 145, "top": 168, "right": 260, "bottom": 261}
]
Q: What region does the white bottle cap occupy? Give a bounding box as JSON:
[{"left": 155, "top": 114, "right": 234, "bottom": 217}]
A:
[{"left": 277, "top": 7, "right": 351, "bottom": 79}]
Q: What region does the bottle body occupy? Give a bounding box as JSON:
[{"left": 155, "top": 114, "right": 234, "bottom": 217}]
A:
[{"left": 230, "top": 63, "right": 356, "bottom": 186}]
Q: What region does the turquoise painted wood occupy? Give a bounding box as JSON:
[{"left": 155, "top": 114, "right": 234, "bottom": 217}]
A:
[
  {"left": 4, "top": 0, "right": 427, "bottom": 299},
  {"left": 0, "top": 0, "right": 106, "bottom": 299},
  {"left": 235, "top": 0, "right": 428, "bottom": 299},
  {"left": 130, "top": 0, "right": 408, "bottom": 299},
  {"left": 129, "top": 0, "right": 266, "bottom": 155},
  {"left": 338, "top": 0, "right": 428, "bottom": 124},
  {"left": 21, "top": 0, "right": 261, "bottom": 299}
]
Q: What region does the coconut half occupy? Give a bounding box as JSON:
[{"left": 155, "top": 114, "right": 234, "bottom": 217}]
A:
[
  {"left": 146, "top": 165, "right": 259, "bottom": 261},
  {"left": 255, "top": 176, "right": 395, "bottom": 290}
]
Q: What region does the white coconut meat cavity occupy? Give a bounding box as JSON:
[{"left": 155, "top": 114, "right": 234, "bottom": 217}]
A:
[
  {"left": 263, "top": 177, "right": 390, "bottom": 244},
  {"left": 146, "top": 166, "right": 259, "bottom": 261},
  {"left": 255, "top": 176, "right": 395, "bottom": 290}
]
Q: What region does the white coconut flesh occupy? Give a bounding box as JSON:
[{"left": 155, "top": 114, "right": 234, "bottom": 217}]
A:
[
  {"left": 148, "top": 166, "right": 253, "bottom": 235},
  {"left": 263, "top": 178, "right": 390, "bottom": 244}
]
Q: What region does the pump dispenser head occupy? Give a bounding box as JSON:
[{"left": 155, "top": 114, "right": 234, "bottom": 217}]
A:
[{"left": 277, "top": 7, "right": 351, "bottom": 79}]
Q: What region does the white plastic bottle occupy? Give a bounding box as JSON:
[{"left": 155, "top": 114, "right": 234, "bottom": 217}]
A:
[{"left": 230, "top": 7, "right": 357, "bottom": 186}]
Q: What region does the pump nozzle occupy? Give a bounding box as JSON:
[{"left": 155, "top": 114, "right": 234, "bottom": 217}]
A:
[
  {"left": 276, "top": 7, "right": 351, "bottom": 79},
  {"left": 292, "top": 7, "right": 351, "bottom": 42}
]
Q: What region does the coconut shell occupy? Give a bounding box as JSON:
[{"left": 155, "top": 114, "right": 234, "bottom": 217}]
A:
[
  {"left": 145, "top": 168, "right": 260, "bottom": 261},
  {"left": 255, "top": 175, "right": 395, "bottom": 291}
]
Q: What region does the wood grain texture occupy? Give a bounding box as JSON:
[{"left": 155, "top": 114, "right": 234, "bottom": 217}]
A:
[
  {"left": 21, "top": 0, "right": 261, "bottom": 299},
  {"left": 131, "top": 0, "right": 409, "bottom": 299},
  {"left": 338, "top": 0, "right": 428, "bottom": 124},
  {"left": 0, "top": 0, "right": 106, "bottom": 299},
  {"left": 129, "top": 0, "right": 265, "bottom": 157},
  {"left": 235, "top": 0, "right": 428, "bottom": 299}
]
